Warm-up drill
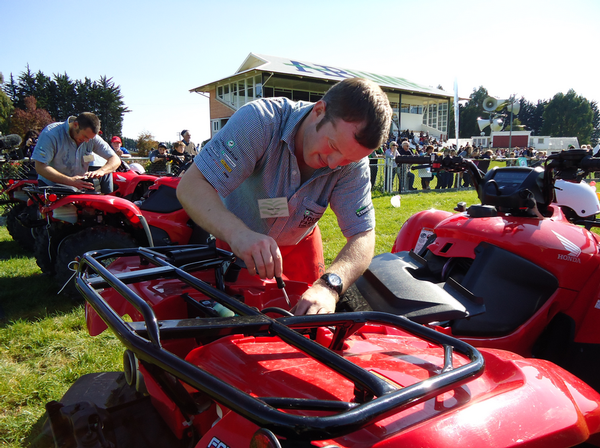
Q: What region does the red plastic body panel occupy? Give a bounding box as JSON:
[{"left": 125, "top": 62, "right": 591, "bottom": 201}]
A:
[
  {"left": 81, "top": 250, "right": 600, "bottom": 447},
  {"left": 44, "top": 194, "right": 144, "bottom": 226},
  {"left": 111, "top": 171, "right": 158, "bottom": 198},
  {"left": 1, "top": 179, "right": 37, "bottom": 201},
  {"left": 392, "top": 205, "right": 600, "bottom": 350},
  {"left": 426, "top": 206, "right": 599, "bottom": 291},
  {"left": 188, "top": 329, "right": 600, "bottom": 448}
]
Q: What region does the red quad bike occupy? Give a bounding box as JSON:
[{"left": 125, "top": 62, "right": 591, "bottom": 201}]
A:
[
  {"left": 42, "top": 244, "right": 600, "bottom": 447},
  {"left": 27, "top": 171, "right": 208, "bottom": 296},
  {"left": 1, "top": 165, "right": 38, "bottom": 250},
  {"left": 0, "top": 134, "right": 39, "bottom": 250},
  {"left": 3, "top": 161, "right": 155, "bottom": 251},
  {"left": 348, "top": 148, "right": 600, "bottom": 393}
]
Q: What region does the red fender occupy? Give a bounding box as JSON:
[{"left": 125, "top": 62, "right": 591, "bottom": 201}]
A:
[
  {"left": 392, "top": 209, "right": 454, "bottom": 253},
  {"left": 44, "top": 194, "right": 144, "bottom": 226}
]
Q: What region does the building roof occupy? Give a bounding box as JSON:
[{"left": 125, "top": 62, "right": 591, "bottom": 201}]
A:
[{"left": 190, "top": 53, "right": 453, "bottom": 99}]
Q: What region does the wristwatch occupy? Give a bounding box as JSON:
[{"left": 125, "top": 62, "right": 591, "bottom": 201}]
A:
[{"left": 319, "top": 273, "right": 343, "bottom": 296}]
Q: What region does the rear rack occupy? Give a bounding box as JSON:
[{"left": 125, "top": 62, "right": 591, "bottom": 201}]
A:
[{"left": 76, "top": 245, "right": 485, "bottom": 440}]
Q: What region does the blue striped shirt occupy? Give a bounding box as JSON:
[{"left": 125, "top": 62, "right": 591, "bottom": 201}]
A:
[{"left": 195, "top": 98, "right": 375, "bottom": 247}]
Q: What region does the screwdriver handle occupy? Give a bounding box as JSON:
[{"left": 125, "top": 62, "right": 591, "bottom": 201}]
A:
[{"left": 275, "top": 277, "right": 286, "bottom": 289}]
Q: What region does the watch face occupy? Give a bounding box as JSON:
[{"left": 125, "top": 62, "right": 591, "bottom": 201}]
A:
[
  {"left": 322, "top": 273, "right": 343, "bottom": 294},
  {"left": 327, "top": 274, "right": 342, "bottom": 287}
]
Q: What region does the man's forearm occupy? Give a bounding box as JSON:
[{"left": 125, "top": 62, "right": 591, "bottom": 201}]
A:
[
  {"left": 320, "top": 229, "right": 375, "bottom": 293},
  {"left": 176, "top": 164, "right": 249, "bottom": 242},
  {"left": 294, "top": 229, "right": 375, "bottom": 315},
  {"left": 35, "top": 161, "right": 75, "bottom": 185},
  {"left": 94, "top": 155, "right": 121, "bottom": 175}
]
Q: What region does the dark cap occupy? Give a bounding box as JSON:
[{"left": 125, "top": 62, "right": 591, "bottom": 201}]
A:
[
  {"left": 181, "top": 129, "right": 188, "bottom": 137},
  {"left": 158, "top": 142, "right": 167, "bottom": 149}
]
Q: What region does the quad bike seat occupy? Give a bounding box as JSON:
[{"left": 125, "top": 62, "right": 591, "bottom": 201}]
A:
[
  {"left": 355, "top": 251, "right": 485, "bottom": 324},
  {"left": 139, "top": 184, "right": 183, "bottom": 213},
  {"left": 451, "top": 242, "right": 559, "bottom": 336}
]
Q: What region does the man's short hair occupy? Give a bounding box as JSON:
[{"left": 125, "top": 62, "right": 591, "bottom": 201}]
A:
[
  {"left": 317, "top": 78, "right": 392, "bottom": 150},
  {"left": 75, "top": 112, "right": 101, "bottom": 134},
  {"left": 181, "top": 130, "right": 188, "bottom": 137}
]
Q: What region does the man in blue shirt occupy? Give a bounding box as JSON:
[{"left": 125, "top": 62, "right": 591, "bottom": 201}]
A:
[
  {"left": 32, "top": 112, "right": 120, "bottom": 192},
  {"left": 177, "top": 78, "right": 392, "bottom": 315}
]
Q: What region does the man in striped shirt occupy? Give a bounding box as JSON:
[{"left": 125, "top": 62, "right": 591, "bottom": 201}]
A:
[{"left": 178, "top": 78, "right": 392, "bottom": 315}]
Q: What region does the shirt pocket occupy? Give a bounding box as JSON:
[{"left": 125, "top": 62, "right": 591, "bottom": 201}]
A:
[{"left": 296, "top": 197, "right": 327, "bottom": 229}]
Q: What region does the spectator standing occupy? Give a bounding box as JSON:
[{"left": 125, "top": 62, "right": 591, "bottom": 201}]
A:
[
  {"left": 9, "top": 129, "right": 39, "bottom": 161},
  {"left": 478, "top": 149, "right": 493, "bottom": 173},
  {"left": 385, "top": 141, "right": 400, "bottom": 191},
  {"left": 398, "top": 140, "right": 416, "bottom": 191},
  {"left": 368, "top": 146, "right": 383, "bottom": 189},
  {"left": 181, "top": 130, "right": 197, "bottom": 156},
  {"left": 419, "top": 145, "right": 434, "bottom": 189}
]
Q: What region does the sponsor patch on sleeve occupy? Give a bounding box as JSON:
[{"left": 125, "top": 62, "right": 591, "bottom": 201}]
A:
[{"left": 355, "top": 204, "right": 373, "bottom": 217}]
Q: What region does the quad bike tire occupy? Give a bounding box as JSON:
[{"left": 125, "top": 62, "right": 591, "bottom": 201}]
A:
[
  {"left": 6, "top": 203, "right": 35, "bottom": 251},
  {"left": 33, "top": 227, "right": 56, "bottom": 275},
  {"left": 55, "top": 226, "right": 138, "bottom": 299}
]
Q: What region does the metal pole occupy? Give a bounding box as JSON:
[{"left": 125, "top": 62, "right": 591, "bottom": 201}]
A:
[{"left": 508, "top": 94, "right": 514, "bottom": 149}]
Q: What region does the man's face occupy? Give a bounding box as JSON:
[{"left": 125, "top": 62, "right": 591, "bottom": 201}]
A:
[
  {"left": 300, "top": 106, "right": 372, "bottom": 170},
  {"left": 183, "top": 131, "right": 191, "bottom": 141},
  {"left": 72, "top": 124, "right": 96, "bottom": 145},
  {"left": 402, "top": 143, "right": 409, "bottom": 150}
]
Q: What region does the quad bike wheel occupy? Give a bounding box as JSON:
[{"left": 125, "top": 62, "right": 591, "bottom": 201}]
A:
[
  {"left": 55, "top": 226, "right": 138, "bottom": 299},
  {"left": 6, "top": 203, "right": 35, "bottom": 251},
  {"left": 33, "top": 227, "right": 56, "bottom": 275}
]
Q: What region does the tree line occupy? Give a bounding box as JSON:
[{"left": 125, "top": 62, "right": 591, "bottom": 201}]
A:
[
  {"left": 0, "top": 66, "right": 129, "bottom": 143},
  {"left": 1, "top": 67, "right": 598, "bottom": 150},
  {"left": 449, "top": 86, "right": 599, "bottom": 146}
]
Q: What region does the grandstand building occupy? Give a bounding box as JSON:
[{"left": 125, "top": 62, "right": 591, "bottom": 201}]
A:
[{"left": 190, "top": 53, "right": 453, "bottom": 141}]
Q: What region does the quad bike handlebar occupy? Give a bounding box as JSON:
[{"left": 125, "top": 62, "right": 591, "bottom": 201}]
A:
[{"left": 75, "top": 244, "right": 485, "bottom": 440}]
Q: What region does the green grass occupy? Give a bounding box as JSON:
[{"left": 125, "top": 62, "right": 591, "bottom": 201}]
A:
[{"left": 0, "top": 189, "right": 478, "bottom": 447}]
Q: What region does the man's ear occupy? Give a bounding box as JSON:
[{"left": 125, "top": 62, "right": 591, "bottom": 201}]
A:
[{"left": 313, "top": 100, "right": 326, "bottom": 117}]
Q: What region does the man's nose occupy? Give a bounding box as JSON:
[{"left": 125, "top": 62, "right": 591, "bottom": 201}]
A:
[{"left": 327, "top": 153, "right": 346, "bottom": 169}]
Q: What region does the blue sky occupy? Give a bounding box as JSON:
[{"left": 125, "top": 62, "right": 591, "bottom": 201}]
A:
[{"left": 2, "top": 0, "right": 598, "bottom": 143}]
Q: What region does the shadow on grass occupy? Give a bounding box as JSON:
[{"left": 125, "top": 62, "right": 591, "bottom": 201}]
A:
[
  {"left": 0, "top": 237, "right": 34, "bottom": 261},
  {"left": 0, "top": 273, "right": 77, "bottom": 326},
  {"left": 24, "top": 415, "right": 54, "bottom": 448}
]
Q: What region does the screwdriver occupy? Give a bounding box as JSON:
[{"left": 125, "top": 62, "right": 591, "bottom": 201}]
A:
[{"left": 275, "top": 276, "right": 291, "bottom": 307}]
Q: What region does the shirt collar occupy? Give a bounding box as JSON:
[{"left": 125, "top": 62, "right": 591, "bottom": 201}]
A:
[{"left": 65, "top": 116, "right": 77, "bottom": 144}]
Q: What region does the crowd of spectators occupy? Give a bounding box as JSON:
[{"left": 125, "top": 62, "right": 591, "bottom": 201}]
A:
[{"left": 370, "top": 130, "right": 557, "bottom": 192}]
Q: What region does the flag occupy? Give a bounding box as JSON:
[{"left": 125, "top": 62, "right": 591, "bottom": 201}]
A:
[{"left": 454, "top": 79, "right": 460, "bottom": 147}]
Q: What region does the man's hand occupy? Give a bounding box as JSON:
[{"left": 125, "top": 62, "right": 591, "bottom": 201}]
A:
[
  {"left": 292, "top": 284, "right": 338, "bottom": 315},
  {"left": 84, "top": 170, "right": 106, "bottom": 179},
  {"left": 70, "top": 175, "right": 95, "bottom": 190},
  {"left": 229, "top": 229, "right": 283, "bottom": 279}
]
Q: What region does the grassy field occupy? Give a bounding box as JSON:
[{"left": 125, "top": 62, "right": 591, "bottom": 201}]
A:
[{"left": 0, "top": 188, "right": 478, "bottom": 447}]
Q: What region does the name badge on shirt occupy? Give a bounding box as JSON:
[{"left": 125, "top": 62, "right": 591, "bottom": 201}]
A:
[
  {"left": 83, "top": 154, "right": 95, "bottom": 162},
  {"left": 258, "top": 197, "right": 289, "bottom": 218}
]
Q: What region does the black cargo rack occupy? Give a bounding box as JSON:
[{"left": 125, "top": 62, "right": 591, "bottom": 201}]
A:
[{"left": 76, "top": 245, "right": 485, "bottom": 441}]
